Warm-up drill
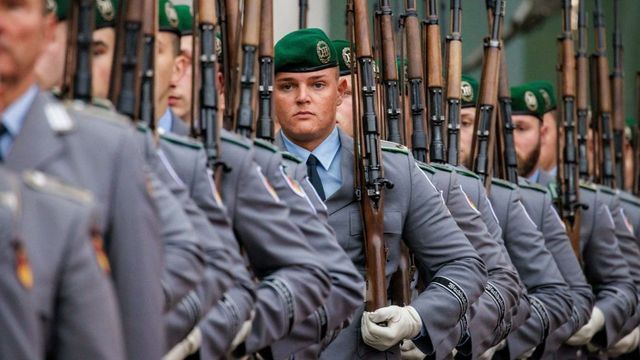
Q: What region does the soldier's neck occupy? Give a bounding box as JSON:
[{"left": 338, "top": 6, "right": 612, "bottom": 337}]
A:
[{"left": 0, "top": 75, "right": 36, "bottom": 111}]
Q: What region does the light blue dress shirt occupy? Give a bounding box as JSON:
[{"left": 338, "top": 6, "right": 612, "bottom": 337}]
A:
[
  {"left": 282, "top": 127, "right": 342, "bottom": 199},
  {"left": 157, "top": 108, "right": 173, "bottom": 133},
  {"left": 528, "top": 169, "right": 541, "bottom": 183},
  {"left": 1, "top": 85, "right": 39, "bottom": 158}
]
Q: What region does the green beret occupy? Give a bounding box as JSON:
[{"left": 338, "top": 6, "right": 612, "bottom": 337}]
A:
[
  {"left": 626, "top": 117, "right": 637, "bottom": 142},
  {"left": 53, "top": 0, "right": 69, "bottom": 20},
  {"left": 215, "top": 32, "right": 222, "bottom": 58},
  {"left": 332, "top": 40, "right": 352, "bottom": 76},
  {"left": 159, "top": 0, "right": 181, "bottom": 36},
  {"left": 461, "top": 74, "right": 478, "bottom": 108},
  {"left": 95, "top": 0, "right": 117, "bottom": 29},
  {"left": 175, "top": 4, "right": 193, "bottom": 36},
  {"left": 526, "top": 80, "right": 557, "bottom": 113},
  {"left": 511, "top": 83, "right": 546, "bottom": 119},
  {"left": 275, "top": 28, "right": 338, "bottom": 74}
]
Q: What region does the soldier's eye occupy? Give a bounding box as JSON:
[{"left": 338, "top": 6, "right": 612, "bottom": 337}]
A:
[
  {"left": 278, "top": 83, "right": 293, "bottom": 91},
  {"left": 313, "top": 82, "right": 326, "bottom": 89}
]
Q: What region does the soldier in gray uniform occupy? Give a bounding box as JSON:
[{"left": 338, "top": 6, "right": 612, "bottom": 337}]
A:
[
  {"left": 0, "top": 1, "right": 165, "bottom": 358},
  {"left": 273, "top": 28, "right": 487, "bottom": 359},
  {"left": 510, "top": 81, "right": 639, "bottom": 357}
]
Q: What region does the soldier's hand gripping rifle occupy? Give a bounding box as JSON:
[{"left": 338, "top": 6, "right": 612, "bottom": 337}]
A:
[
  {"left": 64, "top": 0, "right": 94, "bottom": 102},
  {"left": 256, "top": 0, "right": 274, "bottom": 141},
  {"left": 351, "top": 0, "right": 393, "bottom": 312},
  {"left": 611, "top": 0, "right": 625, "bottom": 189},
  {"left": 110, "top": 0, "right": 144, "bottom": 119},
  {"left": 404, "top": 0, "right": 428, "bottom": 162},
  {"left": 592, "top": 0, "right": 615, "bottom": 188},
  {"left": 234, "top": 0, "right": 261, "bottom": 138},
  {"left": 557, "top": 0, "right": 582, "bottom": 260},
  {"left": 445, "top": 0, "right": 462, "bottom": 166},
  {"left": 139, "top": 0, "right": 157, "bottom": 129},
  {"left": 576, "top": 0, "right": 590, "bottom": 181},
  {"left": 425, "top": 0, "right": 446, "bottom": 164},
  {"left": 470, "top": 0, "right": 504, "bottom": 189}
]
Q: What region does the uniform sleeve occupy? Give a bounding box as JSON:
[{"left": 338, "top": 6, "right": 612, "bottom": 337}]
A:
[
  {"left": 402, "top": 157, "right": 488, "bottom": 356},
  {"left": 221, "top": 148, "right": 331, "bottom": 355},
  {"left": 494, "top": 189, "right": 572, "bottom": 358},
  {"left": 53, "top": 209, "right": 125, "bottom": 360}
]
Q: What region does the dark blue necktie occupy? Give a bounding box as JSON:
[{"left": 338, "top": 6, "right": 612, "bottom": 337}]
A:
[
  {"left": 0, "top": 121, "right": 8, "bottom": 162},
  {"left": 306, "top": 154, "right": 326, "bottom": 201}
]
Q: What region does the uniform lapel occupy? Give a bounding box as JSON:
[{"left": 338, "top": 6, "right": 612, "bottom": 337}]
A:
[
  {"left": 6, "top": 92, "right": 69, "bottom": 172},
  {"left": 324, "top": 128, "right": 356, "bottom": 215}
]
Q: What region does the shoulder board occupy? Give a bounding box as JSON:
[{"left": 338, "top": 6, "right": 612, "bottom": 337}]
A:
[
  {"left": 596, "top": 185, "right": 617, "bottom": 196},
  {"left": 91, "top": 97, "right": 116, "bottom": 111},
  {"left": 281, "top": 151, "right": 302, "bottom": 164},
  {"left": 159, "top": 130, "right": 202, "bottom": 149},
  {"left": 136, "top": 123, "right": 149, "bottom": 134},
  {"left": 491, "top": 177, "right": 517, "bottom": 190},
  {"left": 22, "top": 170, "right": 93, "bottom": 204},
  {"left": 65, "top": 100, "right": 128, "bottom": 126},
  {"left": 547, "top": 182, "right": 559, "bottom": 199},
  {"left": 221, "top": 132, "right": 251, "bottom": 150},
  {"left": 519, "top": 181, "right": 548, "bottom": 194},
  {"left": 453, "top": 166, "right": 480, "bottom": 180},
  {"left": 430, "top": 162, "right": 453, "bottom": 173},
  {"left": 253, "top": 138, "right": 279, "bottom": 153},
  {"left": 620, "top": 191, "right": 640, "bottom": 207},
  {"left": 416, "top": 161, "right": 435, "bottom": 174},
  {"left": 380, "top": 140, "right": 409, "bottom": 155},
  {"left": 579, "top": 180, "right": 597, "bottom": 192}
]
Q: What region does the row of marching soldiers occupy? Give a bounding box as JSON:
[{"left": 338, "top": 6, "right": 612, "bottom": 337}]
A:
[{"left": 0, "top": 0, "right": 640, "bottom": 359}]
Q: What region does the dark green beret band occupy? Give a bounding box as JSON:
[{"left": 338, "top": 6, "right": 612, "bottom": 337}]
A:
[
  {"left": 174, "top": 4, "right": 193, "bottom": 36},
  {"left": 275, "top": 28, "right": 338, "bottom": 74}
]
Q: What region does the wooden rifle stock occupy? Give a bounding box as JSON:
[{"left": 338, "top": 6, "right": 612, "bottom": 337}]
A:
[
  {"left": 425, "top": 0, "right": 446, "bottom": 163},
  {"left": 352, "top": 0, "right": 393, "bottom": 312},
  {"left": 139, "top": 0, "right": 157, "bottom": 129},
  {"left": 220, "top": 0, "right": 240, "bottom": 131},
  {"left": 592, "top": 0, "right": 615, "bottom": 188},
  {"left": 557, "top": 0, "right": 582, "bottom": 261},
  {"left": 110, "top": 0, "right": 144, "bottom": 119},
  {"left": 379, "top": 0, "right": 402, "bottom": 144},
  {"left": 445, "top": 0, "right": 462, "bottom": 166},
  {"left": 471, "top": 0, "right": 503, "bottom": 190},
  {"left": 576, "top": 0, "right": 590, "bottom": 181},
  {"left": 404, "top": 0, "right": 428, "bottom": 163},
  {"left": 611, "top": 0, "right": 624, "bottom": 190},
  {"left": 234, "top": 0, "right": 261, "bottom": 138},
  {"left": 256, "top": 0, "right": 274, "bottom": 141}
]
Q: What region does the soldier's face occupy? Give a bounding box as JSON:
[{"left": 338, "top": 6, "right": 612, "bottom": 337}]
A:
[
  {"left": 274, "top": 67, "right": 345, "bottom": 150},
  {"left": 459, "top": 107, "right": 476, "bottom": 169},
  {"left": 91, "top": 28, "right": 115, "bottom": 99},
  {"left": 335, "top": 75, "right": 353, "bottom": 137},
  {"left": 537, "top": 111, "right": 557, "bottom": 172},
  {"left": 0, "top": 0, "right": 54, "bottom": 101},
  {"left": 169, "top": 35, "right": 193, "bottom": 123},
  {"left": 512, "top": 114, "right": 542, "bottom": 177},
  {"left": 34, "top": 20, "right": 66, "bottom": 91},
  {"left": 154, "top": 32, "right": 182, "bottom": 117}
]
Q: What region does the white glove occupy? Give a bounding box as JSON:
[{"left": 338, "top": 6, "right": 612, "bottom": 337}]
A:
[
  {"left": 478, "top": 340, "right": 506, "bottom": 360},
  {"left": 517, "top": 346, "right": 536, "bottom": 359},
  {"left": 607, "top": 327, "right": 640, "bottom": 357},
  {"left": 228, "top": 310, "right": 256, "bottom": 354},
  {"left": 163, "top": 327, "right": 202, "bottom": 360},
  {"left": 566, "top": 306, "right": 605, "bottom": 346},
  {"left": 361, "top": 305, "right": 423, "bottom": 351},
  {"left": 400, "top": 339, "right": 426, "bottom": 360}
]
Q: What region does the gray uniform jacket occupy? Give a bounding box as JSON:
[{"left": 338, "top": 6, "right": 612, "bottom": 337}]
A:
[
  {"left": 517, "top": 178, "right": 594, "bottom": 357},
  {"left": 218, "top": 129, "right": 331, "bottom": 355},
  {"left": 251, "top": 139, "right": 364, "bottom": 359},
  {"left": 5, "top": 92, "right": 164, "bottom": 360},
  {"left": 277, "top": 129, "right": 488, "bottom": 360},
  {"left": 421, "top": 163, "right": 522, "bottom": 357},
  {"left": 10, "top": 168, "right": 125, "bottom": 359},
  {"left": 619, "top": 191, "right": 640, "bottom": 241},
  {"left": 155, "top": 132, "right": 257, "bottom": 357},
  {"left": 488, "top": 178, "right": 573, "bottom": 358}
]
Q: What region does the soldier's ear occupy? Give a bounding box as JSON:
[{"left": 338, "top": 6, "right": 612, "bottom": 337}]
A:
[
  {"left": 337, "top": 76, "right": 347, "bottom": 104},
  {"left": 171, "top": 54, "right": 188, "bottom": 85},
  {"left": 43, "top": 12, "right": 56, "bottom": 43}
]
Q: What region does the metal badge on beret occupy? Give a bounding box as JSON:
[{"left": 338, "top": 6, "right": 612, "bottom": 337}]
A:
[
  {"left": 215, "top": 37, "right": 222, "bottom": 57},
  {"left": 316, "top": 40, "right": 331, "bottom": 64},
  {"left": 524, "top": 90, "right": 538, "bottom": 112},
  {"left": 539, "top": 89, "right": 552, "bottom": 112},
  {"left": 166, "top": 1, "right": 179, "bottom": 28},
  {"left": 461, "top": 80, "right": 473, "bottom": 103},
  {"left": 342, "top": 47, "right": 351, "bottom": 69},
  {"left": 96, "top": 0, "right": 114, "bottom": 21},
  {"left": 46, "top": 0, "right": 57, "bottom": 13}
]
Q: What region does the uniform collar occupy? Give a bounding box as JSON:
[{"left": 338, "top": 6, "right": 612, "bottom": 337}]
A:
[
  {"left": 282, "top": 127, "right": 341, "bottom": 171},
  {"left": 2, "top": 85, "right": 39, "bottom": 137},
  {"left": 157, "top": 108, "right": 173, "bottom": 133}
]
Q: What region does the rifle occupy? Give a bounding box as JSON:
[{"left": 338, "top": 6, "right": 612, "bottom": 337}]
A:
[
  {"left": 557, "top": 0, "right": 582, "bottom": 260},
  {"left": 299, "top": 0, "right": 308, "bottom": 29},
  {"left": 234, "top": 0, "right": 261, "bottom": 138},
  {"left": 351, "top": 0, "right": 393, "bottom": 312},
  {"left": 379, "top": 0, "right": 403, "bottom": 144},
  {"left": 425, "top": 0, "right": 446, "bottom": 164},
  {"left": 220, "top": 0, "right": 241, "bottom": 130},
  {"left": 256, "top": 0, "right": 274, "bottom": 141},
  {"left": 611, "top": 0, "right": 624, "bottom": 189},
  {"left": 404, "top": 0, "right": 428, "bottom": 163},
  {"left": 576, "top": 0, "right": 589, "bottom": 181},
  {"left": 139, "top": 0, "right": 157, "bottom": 129},
  {"left": 445, "top": 0, "right": 462, "bottom": 166},
  {"left": 470, "top": 0, "right": 504, "bottom": 189},
  {"left": 592, "top": 0, "right": 615, "bottom": 188},
  {"left": 110, "top": 0, "right": 144, "bottom": 119},
  {"left": 193, "top": 0, "right": 222, "bottom": 175},
  {"left": 65, "top": 0, "right": 94, "bottom": 102}
]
